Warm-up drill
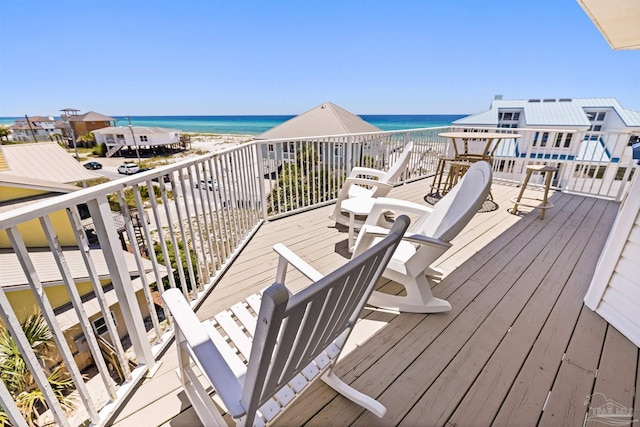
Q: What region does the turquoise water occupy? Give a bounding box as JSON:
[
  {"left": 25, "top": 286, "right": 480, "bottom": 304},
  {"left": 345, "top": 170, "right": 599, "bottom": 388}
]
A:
[{"left": 0, "top": 114, "right": 466, "bottom": 135}]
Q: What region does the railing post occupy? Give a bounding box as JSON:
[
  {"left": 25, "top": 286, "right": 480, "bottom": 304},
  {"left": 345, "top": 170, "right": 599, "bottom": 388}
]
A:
[
  {"left": 87, "top": 195, "right": 155, "bottom": 367},
  {"left": 255, "top": 142, "right": 269, "bottom": 220},
  {"left": 346, "top": 135, "right": 354, "bottom": 174}
]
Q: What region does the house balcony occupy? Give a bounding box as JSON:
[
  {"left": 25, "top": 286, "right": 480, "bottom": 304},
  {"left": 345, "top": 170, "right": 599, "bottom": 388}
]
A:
[{"left": 0, "top": 126, "right": 638, "bottom": 426}]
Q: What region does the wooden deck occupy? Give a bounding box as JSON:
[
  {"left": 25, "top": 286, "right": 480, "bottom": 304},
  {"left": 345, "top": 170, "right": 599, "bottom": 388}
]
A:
[{"left": 111, "top": 179, "right": 639, "bottom": 427}]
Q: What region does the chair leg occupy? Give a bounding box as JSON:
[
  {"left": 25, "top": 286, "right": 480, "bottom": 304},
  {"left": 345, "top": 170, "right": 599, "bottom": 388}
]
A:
[
  {"left": 321, "top": 369, "right": 386, "bottom": 418},
  {"left": 368, "top": 274, "right": 452, "bottom": 313}
]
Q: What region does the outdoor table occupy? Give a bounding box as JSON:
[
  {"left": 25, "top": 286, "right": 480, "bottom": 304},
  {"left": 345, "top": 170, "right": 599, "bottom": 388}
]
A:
[
  {"left": 432, "top": 131, "right": 521, "bottom": 195},
  {"left": 438, "top": 131, "right": 522, "bottom": 162}
]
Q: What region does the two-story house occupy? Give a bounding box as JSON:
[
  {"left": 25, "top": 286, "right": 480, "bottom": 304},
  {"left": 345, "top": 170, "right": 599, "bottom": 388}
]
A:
[{"left": 9, "top": 116, "right": 66, "bottom": 142}]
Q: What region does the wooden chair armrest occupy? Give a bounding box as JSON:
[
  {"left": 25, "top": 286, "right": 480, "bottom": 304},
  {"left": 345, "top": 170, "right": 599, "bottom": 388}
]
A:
[
  {"left": 402, "top": 234, "right": 452, "bottom": 250},
  {"left": 162, "top": 289, "right": 245, "bottom": 416},
  {"left": 349, "top": 167, "right": 387, "bottom": 179},
  {"left": 273, "top": 243, "right": 324, "bottom": 283}
]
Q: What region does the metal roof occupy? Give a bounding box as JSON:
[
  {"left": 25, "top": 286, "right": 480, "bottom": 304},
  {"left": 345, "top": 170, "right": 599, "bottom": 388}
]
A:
[
  {"left": 454, "top": 98, "right": 640, "bottom": 127},
  {"left": 0, "top": 142, "right": 100, "bottom": 184},
  {"left": 0, "top": 248, "right": 162, "bottom": 290},
  {"left": 256, "top": 102, "right": 381, "bottom": 140}
]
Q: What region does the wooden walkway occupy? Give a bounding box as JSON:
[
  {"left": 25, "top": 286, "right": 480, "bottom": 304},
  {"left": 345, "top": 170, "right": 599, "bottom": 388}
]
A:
[{"left": 111, "top": 179, "right": 639, "bottom": 427}]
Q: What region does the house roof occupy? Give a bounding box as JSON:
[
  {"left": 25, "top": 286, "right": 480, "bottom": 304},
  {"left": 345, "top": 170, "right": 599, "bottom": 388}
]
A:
[
  {"left": 0, "top": 248, "right": 164, "bottom": 290},
  {"left": 69, "top": 111, "right": 116, "bottom": 122},
  {"left": 0, "top": 143, "right": 100, "bottom": 184},
  {"left": 256, "top": 102, "right": 381, "bottom": 140},
  {"left": 92, "top": 126, "right": 180, "bottom": 135},
  {"left": 454, "top": 98, "right": 640, "bottom": 127},
  {"left": 9, "top": 116, "right": 62, "bottom": 130}
]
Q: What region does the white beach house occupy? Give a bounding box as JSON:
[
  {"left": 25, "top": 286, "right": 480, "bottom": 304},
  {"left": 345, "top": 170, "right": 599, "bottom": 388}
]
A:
[
  {"left": 452, "top": 97, "right": 640, "bottom": 192},
  {"left": 93, "top": 125, "right": 182, "bottom": 157}
]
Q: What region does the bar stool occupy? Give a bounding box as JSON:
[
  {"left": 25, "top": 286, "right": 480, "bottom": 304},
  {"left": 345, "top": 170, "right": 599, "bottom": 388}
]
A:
[
  {"left": 429, "top": 156, "right": 455, "bottom": 195},
  {"left": 510, "top": 164, "right": 559, "bottom": 219},
  {"left": 444, "top": 160, "right": 472, "bottom": 194}
]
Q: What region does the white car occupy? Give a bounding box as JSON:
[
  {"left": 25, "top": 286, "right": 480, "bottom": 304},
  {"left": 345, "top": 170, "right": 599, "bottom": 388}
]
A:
[
  {"left": 195, "top": 178, "right": 219, "bottom": 191},
  {"left": 118, "top": 163, "right": 140, "bottom": 175}
]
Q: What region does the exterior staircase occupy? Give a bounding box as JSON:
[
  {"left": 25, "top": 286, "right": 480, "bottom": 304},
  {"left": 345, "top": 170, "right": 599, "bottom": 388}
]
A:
[{"left": 106, "top": 142, "right": 126, "bottom": 157}]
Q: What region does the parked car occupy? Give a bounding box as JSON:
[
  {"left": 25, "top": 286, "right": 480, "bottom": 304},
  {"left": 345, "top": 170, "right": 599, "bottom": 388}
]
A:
[
  {"left": 118, "top": 163, "right": 140, "bottom": 175},
  {"left": 152, "top": 173, "right": 171, "bottom": 183},
  {"left": 195, "top": 178, "right": 218, "bottom": 191},
  {"left": 83, "top": 161, "right": 102, "bottom": 170}
]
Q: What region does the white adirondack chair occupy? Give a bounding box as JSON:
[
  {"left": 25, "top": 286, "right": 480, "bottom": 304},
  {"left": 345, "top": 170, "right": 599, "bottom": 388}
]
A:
[
  {"left": 330, "top": 141, "right": 414, "bottom": 227},
  {"left": 162, "top": 215, "right": 410, "bottom": 426},
  {"left": 352, "top": 161, "right": 492, "bottom": 313}
]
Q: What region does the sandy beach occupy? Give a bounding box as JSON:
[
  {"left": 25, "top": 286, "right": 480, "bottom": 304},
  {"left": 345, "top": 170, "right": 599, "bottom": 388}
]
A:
[{"left": 186, "top": 133, "right": 254, "bottom": 154}]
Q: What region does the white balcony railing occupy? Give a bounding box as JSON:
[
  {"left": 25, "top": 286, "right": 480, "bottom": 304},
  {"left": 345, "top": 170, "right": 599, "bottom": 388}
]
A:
[{"left": 0, "top": 126, "right": 636, "bottom": 426}]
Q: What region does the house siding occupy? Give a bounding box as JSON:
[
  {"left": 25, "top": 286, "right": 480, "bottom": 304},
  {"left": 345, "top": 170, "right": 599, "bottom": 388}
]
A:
[{"left": 585, "top": 173, "right": 640, "bottom": 347}]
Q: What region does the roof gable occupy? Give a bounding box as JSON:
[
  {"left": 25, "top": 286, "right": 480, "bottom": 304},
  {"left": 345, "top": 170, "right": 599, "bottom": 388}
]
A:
[
  {"left": 256, "top": 102, "right": 381, "bottom": 140},
  {"left": 70, "top": 111, "right": 116, "bottom": 122}
]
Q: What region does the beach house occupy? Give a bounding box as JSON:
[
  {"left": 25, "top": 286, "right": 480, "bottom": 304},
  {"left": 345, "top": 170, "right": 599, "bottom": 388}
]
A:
[
  {"left": 60, "top": 109, "right": 116, "bottom": 138},
  {"left": 9, "top": 116, "right": 66, "bottom": 142},
  {"left": 93, "top": 125, "right": 182, "bottom": 157},
  {"left": 453, "top": 97, "right": 640, "bottom": 195},
  {"left": 256, "top": 102, "right": 385, "bottom": 172}
]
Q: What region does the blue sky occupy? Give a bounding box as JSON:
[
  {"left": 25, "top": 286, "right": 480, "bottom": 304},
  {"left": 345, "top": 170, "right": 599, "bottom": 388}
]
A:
[{"left": 1, "top": 0, "right": 638, "bottom": 117}]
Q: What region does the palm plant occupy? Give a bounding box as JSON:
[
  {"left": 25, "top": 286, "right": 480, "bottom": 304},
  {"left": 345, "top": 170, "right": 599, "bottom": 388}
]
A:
[{"left": 0, "top": 314, "right": 75, "bottom": 426}]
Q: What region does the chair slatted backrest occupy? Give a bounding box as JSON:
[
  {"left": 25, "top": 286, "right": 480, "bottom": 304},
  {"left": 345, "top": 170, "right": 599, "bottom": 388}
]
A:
[
  {"left": 240, "top": 216, "right": 410, "bottom": 423},
  {"left": 412, "top": 161, "right": 492, "bottom": 242},
  {"left": 382, "top": 140, "right": 413, "bottom": 184}
]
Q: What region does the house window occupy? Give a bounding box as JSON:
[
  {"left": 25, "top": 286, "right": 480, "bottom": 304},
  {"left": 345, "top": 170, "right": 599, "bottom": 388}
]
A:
[
  {"left": 586, "top": 111, "right": 606, "bottom": 122},
  {"left": 615, "top": 167, "right": 635, "bottom": 181},
  {"left": 564, "top": 133, "right": 573, "bottom": 148},
  {"left": 116, "top": 134, "right": 124, "bottom": 139},
  {"left": 589, "top": 125, "right": 602, "bottom": 132},
  {"left": 533, "top": 132, "right": 549, "bottom": 147},
  {"left": 139, "top": 135, "right": 148, "bottom": 142},
  {"left": 553, "top": 133, "right": 573, "bottom": 148},
  {"left": 267, "top": 144, "right": 274, "bottom": 152},
  {"left": 575, "top": 165, "right": 605, "bottom": 179},
  {"left": 627, "top": 135, "right": 639, "bottom": 146},
  {"left": 92, "top": 311, "right": 117, "bottom": 336}
]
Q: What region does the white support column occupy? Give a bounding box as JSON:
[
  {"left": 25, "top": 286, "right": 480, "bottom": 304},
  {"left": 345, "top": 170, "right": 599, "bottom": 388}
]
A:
[{"left": 86, "top": 195, "right": 155, "bottom": 367}]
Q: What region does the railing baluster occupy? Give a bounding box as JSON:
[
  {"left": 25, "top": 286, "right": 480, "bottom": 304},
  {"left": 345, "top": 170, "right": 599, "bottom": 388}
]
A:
[
  {"left": 0, "top": 288, "right": 71, "bottom": 427},
  {"left": 66, "top": 206, "right": 123, "bottom": 397}
]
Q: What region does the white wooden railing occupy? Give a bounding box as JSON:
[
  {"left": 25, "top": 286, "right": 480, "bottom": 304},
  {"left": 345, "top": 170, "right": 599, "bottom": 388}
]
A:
[{"left": 0, "top": 126, "right": 636, "bottom": 426}]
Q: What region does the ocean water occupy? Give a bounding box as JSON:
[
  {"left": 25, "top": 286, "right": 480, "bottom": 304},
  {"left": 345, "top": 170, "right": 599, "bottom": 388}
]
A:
[{"left": 0, "top": 114, "right": 466, "bottom": 136}]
